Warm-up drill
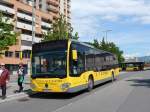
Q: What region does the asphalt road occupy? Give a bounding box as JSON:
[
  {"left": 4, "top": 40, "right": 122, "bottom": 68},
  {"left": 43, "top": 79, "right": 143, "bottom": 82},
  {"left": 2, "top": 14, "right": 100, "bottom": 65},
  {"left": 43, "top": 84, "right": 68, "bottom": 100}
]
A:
[{"left": 0, "top": 70, "right": 150, "bottom": 112}]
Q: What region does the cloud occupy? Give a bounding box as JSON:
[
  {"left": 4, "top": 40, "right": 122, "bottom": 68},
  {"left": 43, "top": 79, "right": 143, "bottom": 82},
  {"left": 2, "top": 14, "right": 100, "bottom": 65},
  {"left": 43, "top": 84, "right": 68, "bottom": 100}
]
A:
[
  {"left": 71, "top": 0, "right": 150, "bottom": 22},
  {"left": 71, "top": 15, "right": 101, "bottom": 40},
  {"left": 133, "top": 16, "right": 150, "bottom": 24},
  {"left": 109, "top": 33, "right": 150, "bottom": 45},
  {"left": 101, "top": 15, "right": 119, "bottom": 22}
]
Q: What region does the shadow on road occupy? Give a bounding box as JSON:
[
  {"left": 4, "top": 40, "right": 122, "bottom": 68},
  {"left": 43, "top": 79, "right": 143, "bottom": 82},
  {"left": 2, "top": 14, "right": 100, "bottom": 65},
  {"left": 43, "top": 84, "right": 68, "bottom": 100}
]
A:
[
  {"left": 127, "top": 79, "right": 150, "bottom": 88},
  {"left": 27, "top": 80, "right": 113, "bottom": 100},
  {"left": 29, "top": 91, "right": 86, "bottom": 100}
]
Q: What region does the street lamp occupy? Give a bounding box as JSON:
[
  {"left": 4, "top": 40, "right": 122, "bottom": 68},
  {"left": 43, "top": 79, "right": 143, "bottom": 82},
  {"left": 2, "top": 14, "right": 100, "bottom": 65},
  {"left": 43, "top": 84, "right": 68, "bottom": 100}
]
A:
[
  {"left": 102, "top": 30, "right": 112, "bottom": 42},
  {"left": 32, "top": 0, "right": 35, "bottom": 45}
]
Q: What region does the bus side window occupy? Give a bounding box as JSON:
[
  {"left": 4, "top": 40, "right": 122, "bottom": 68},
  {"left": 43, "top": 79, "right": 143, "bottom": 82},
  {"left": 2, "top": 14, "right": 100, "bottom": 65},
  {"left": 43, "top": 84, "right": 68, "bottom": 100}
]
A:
[
  {"left": 72, "top": 60, "right": 78, "bottom": 75},
  {"left": 71, "top": 52, "right": 84, "bottom": 76},
  {"left": 70, "top": 44, "right": 85, "bottom": 76}
]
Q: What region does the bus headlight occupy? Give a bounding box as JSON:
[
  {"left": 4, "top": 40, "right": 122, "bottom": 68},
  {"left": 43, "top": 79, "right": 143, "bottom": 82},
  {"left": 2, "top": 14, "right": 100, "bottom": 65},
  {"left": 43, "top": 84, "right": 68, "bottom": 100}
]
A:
[{"left": 61, "top": 83, "right": 71, "bottom": 90}]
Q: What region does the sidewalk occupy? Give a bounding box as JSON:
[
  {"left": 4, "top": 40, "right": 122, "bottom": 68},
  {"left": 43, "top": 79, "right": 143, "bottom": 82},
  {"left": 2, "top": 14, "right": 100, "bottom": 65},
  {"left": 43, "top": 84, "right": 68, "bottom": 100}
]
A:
[{"left": 0, "top": 75, "right": 31, "bottom": 103}]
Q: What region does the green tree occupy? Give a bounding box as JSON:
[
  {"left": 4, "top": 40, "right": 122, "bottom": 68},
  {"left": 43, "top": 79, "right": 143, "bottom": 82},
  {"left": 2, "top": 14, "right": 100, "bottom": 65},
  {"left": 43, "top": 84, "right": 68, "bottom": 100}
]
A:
[
  {"left": 43, "top": 14, "right": 79, "bottom": 41},
  {"left": 93, "top": 39, "right": 99, "bottom": 48},
  {"left": 91, "top": 38, "right": 124, "bottom": 63},
  {"left": 72, "top": 32, "right": 79, "bottom": 40},
  {"left": 0, "top": 12, "right": 17, "bottom": 54}
]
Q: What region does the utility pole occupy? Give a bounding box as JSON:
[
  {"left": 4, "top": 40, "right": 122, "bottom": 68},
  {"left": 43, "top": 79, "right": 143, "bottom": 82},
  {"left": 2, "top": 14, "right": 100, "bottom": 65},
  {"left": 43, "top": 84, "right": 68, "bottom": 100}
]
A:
[
  {"left": 30, "top": 0, "right": 35, "bottom": 76},
  {"left": 102, "top": 30, "right": 112, "bottom": 42},
  {"left": 32, "top": 0, "right": 35, "bottom": 45}
]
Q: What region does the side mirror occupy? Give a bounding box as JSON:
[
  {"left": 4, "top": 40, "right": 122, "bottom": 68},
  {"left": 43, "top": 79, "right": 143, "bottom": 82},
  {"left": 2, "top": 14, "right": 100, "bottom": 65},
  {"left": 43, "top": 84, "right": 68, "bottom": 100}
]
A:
[{"left": 72, "top": 50, "right": 78, "bottom": 61}]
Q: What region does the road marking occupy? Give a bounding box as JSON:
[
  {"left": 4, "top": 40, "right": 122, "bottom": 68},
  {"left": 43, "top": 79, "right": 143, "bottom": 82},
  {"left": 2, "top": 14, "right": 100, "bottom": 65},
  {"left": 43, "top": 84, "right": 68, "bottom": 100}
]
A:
[
  {"left": 7, "top": 93, "right": 26, "bottom": 98},
  {"left": 0, "top": 93, "right": 28, "bottom": 104}
]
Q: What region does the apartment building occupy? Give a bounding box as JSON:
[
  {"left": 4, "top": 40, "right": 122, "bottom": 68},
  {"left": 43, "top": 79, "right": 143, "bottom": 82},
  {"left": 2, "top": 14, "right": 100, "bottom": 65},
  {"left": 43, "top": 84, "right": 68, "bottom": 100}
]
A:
[{"left": 0, "top": 0, "right": 71, "bottom": 74}]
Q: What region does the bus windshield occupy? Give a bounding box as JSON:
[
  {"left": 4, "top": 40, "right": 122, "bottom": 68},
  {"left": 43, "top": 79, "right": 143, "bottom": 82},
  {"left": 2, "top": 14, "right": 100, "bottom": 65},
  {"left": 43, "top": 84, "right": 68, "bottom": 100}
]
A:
[{"left": 32, "top": 51, "right": 67, "bottom": 78}]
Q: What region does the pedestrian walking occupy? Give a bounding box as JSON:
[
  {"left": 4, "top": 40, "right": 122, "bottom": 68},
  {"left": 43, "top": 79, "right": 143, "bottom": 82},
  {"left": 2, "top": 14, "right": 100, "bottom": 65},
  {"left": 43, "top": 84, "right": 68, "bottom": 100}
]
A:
[
  {"left": 0, "top": 63, "right": 10, "bottom": 100},
  {"left": 17, "top": 63, "right": 25, "bottom": 92}
]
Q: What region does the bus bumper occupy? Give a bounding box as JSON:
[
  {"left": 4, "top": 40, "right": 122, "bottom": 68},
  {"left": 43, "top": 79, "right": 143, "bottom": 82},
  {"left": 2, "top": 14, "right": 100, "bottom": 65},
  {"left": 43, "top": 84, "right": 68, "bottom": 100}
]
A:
[
  {"left": 31, "top": 84, "right": 87, "bottom": 93},
  {"left": 67, "top": 84, "right": 87, "bottom": 93}
]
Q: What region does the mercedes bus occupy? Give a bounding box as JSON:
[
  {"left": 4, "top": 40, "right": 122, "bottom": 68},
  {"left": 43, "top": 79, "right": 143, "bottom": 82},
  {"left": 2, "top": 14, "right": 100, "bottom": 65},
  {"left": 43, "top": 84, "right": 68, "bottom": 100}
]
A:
[
  {"left": 120, "top": 62, "right": 144, "bottom": 71},
  {"left": 30, "top": 40, "right": 119, "bottom": 93}
]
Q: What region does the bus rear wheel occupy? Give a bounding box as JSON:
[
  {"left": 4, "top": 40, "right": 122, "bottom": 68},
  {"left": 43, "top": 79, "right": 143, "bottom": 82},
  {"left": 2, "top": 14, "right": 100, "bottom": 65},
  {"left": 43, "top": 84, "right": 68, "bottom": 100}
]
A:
[{"left": 87, "top": 77, "right": 94, "bottom": 92}]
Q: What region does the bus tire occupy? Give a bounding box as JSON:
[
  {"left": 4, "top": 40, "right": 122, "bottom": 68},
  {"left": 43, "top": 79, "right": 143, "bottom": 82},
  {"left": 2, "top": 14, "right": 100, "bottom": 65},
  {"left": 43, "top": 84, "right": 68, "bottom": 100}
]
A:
[
  {"left": 112, "top": 72, "right": 115, "bottom": 82},
  {"left": 87, "top": 76, "right": 94, "bottom": 92}
]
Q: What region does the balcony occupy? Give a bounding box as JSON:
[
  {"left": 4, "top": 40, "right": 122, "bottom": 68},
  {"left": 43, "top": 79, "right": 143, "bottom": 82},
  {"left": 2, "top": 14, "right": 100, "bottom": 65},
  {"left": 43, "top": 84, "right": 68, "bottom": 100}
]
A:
[
  {"left": 67, "top": 9, "right": 71, "bottom": 14},
  {"left": 67, "top": 18, "right": 71, "bottom": 23},
  {"left": 47, "top": 5, "right": 59, "bottom": 13},
  {"left": 41, "top": 21, "right": 51, "bottom": 28},
  {"left": 0, "top": 4, "right": 15, "bottom": 15},
  {"left": 16, "top": 22, "right": 32, "bottom": 31},
  {"left": 47, "top": 0, "right": 59, "bottom": 7},
  {"left": 21, "top": 34, "right": 42, "bottom": 43},
  {"left": 21, "top": 45, "right": 32, "bottom": 50},
  {"left": 17, "top": 12, "right": 33, "bottom": 22},
  {"left": 67, "top": 4, "right": 71, "bottom": 9}
]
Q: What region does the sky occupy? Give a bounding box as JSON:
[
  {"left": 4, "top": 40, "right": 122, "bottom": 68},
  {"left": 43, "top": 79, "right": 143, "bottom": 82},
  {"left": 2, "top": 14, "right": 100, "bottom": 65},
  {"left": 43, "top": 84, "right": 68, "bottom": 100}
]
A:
[{"left": 71, "top": 0, "right": 150, "bottom": 57}]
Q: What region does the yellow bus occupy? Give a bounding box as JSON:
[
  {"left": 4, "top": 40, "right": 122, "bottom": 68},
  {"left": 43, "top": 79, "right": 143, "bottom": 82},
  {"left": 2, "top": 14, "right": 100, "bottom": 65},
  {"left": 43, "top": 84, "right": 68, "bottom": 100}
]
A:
[
  {"left": 120, "top": 62, "right": 144, "bottom": 71},
  {"left": 30, "top": 40, "right": 119, "bottom": 93}
]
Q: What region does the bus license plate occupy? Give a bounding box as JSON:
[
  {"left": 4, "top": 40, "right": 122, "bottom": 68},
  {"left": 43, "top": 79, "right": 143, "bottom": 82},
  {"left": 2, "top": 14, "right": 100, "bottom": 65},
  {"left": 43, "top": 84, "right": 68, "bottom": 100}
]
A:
[{"left": 43, "top": 89, "right": 50, "bottom": 92}]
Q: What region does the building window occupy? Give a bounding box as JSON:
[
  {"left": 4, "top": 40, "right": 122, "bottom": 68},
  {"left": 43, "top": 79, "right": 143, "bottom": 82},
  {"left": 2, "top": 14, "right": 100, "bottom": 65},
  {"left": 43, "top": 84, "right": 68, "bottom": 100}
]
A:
[
  {"left": 5, "top": 51, "right": 13, "bottom": 57},
  {"left": 23, "top": 50, "right": 31, "bottom": 59},
  {"left": 15, "top": 51, "right": 20, "bottom": 58}
]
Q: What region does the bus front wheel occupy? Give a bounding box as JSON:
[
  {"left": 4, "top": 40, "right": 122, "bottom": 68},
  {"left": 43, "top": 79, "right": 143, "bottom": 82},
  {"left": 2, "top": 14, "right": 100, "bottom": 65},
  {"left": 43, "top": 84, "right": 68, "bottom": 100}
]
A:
[{"left": 87, "top": 76, "right": 94, "bottom": 92}]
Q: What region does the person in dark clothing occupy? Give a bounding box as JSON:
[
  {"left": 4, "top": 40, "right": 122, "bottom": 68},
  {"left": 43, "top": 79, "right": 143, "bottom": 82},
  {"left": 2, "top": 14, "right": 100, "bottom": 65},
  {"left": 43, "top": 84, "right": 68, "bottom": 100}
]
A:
[
  {"left": 17, "top": 63, "right": 25, "bottom": 92},
  {"left": 0, "top": 63, "right": 10, "bottom": 100}
]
